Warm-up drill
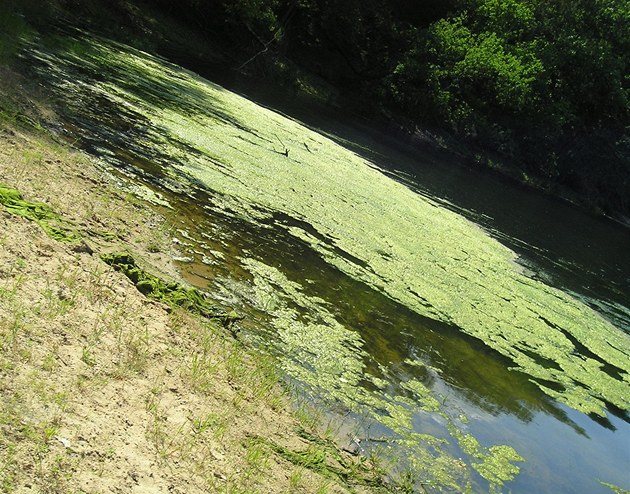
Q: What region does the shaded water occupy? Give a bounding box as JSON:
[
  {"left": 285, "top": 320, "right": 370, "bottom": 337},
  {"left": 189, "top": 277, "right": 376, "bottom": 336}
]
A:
[{"left": 13, "top": 30, "right": 630, "bottom": 493}]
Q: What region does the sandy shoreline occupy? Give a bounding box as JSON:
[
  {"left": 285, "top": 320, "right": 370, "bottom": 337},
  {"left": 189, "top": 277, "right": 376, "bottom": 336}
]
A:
[{"left": 0, "top": 112, "right": 385, "bottom": 493}]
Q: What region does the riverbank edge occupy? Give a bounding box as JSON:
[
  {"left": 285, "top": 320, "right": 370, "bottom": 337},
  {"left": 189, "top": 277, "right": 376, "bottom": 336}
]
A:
[{"left": 0, "top": 68, "right": 400, "bottom": 493}]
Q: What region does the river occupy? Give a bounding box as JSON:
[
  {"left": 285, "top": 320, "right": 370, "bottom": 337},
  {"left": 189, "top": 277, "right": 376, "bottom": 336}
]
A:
[{"left": 16, "top": 29, "right": 630, "bottom": 493}]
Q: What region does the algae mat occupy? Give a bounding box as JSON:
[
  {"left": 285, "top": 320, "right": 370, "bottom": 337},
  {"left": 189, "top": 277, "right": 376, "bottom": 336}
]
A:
[
  {"left": 38, "top": 37, "right": 629, "bottom": 417},
  {"left": 20, "top": 32, "right": 630, "bottom": 492},
  {"left": 0, "top": 184, "right": 80, "bottom": 243}
]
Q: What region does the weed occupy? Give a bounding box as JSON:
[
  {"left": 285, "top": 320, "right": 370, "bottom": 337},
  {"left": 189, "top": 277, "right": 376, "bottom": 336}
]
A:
[
  {"left": 397, "top": 468, "right": 418, "bottom": 494},
  {"left": 226, "top": 345, "right": 247, "bottom": 383},
  {"left": 250, "top": 352, "right": 280, "bottom": 404},
  {"left": 0, "top": 271, "right": 25, "bottom": 301},
  {"left": 23, "top": 148, "right": 44, "bottom": 166},
  {"left": 145, "top": 215, "right": 172, "bottom": 253},
  {"left": 41, "top": 283, "right": 75, "bottom": 318},
  {"left": 244, "top": 437, "right": 269, "bottom": 474},
  {"left": 81, "top": 346, "right": 96, "bottom": 367},
  {"left": 191, "top": 412, "right": 230, "bottom": 441},
  {"left": 190, "top": 414, "right": 215, "bottom": 435},
  {"left": 293, "top": 403, "right": 322, "bottom": 432},
  {"left": 116, "top": 321, "right": 150, "bottom": 375},
  {"left": 289, "top": 467, "right": 304, "bottom": 491},
  {"left": 84, "top": 263, "right": 109, "bottom": 303},
  {"left": 186, "top": 352, "right": 220, "bottom": 393},
  {"left": 55, "top": 263, "right": 82, "bottom": 292}
]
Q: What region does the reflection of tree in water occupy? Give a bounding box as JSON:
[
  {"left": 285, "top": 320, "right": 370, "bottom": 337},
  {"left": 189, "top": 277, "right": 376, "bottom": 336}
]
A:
[{"left": 325, "top": 285, "right": 590, "bottom": 435}]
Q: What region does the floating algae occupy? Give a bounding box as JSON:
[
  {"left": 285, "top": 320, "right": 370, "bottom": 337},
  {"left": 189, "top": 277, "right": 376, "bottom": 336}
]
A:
[
  {"left": 600, "top": 482, "right": 630, "bottom": 494},
  {"left": 138, "top": 64, "right": 630, "bottom": 418},
  {"left": 0, "top": 184, "right": 81, "bottom": 243},
  {"left": 242, "top": 257, "right": 523, "bottom": 490}
]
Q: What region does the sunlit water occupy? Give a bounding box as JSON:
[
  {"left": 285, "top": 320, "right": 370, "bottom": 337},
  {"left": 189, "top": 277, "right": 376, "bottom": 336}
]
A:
[{"left": 14, "top": 29, "right": 630, "bottom": 493}]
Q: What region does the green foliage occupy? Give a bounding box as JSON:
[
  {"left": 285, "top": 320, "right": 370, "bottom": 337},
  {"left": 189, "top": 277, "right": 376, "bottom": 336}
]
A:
[
  {"left": 424, "top": 15, "right": 542, "bottom": 132},
  {"left": 224, "top": 0, "right": 281, "bottom": 34},
  {"left": 383, "top": 0, "right": 629, "bottom": 214},
  {"left": 0, "top": 3, "right": 36, "bottom": 64},
  {"left": 282, "top": 0, "right": 405, "bottom": 88},
  {"left": 473, "top": 0, "right": 536, "bottom": 40}
]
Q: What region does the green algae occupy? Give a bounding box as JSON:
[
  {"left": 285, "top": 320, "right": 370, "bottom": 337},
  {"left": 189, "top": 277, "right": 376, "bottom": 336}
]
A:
[
  {"left": 399, "top": 378, "right": 442, "bottom": 413},
  {"left": 155, "top": 79, "right": 630, "bottom": 418},
  {"left": 156, "top": 77, "right": 630, "bottom": 416},
  {"left": 0, "top": 184, "right": 81, "bottom": 243},
  {"left": 601, "top": 482, "right": 630, "bottom": 494},
  {"left": 242, "top": 257, "right": 523, "bottom": 490},
  {"left": 59, "top": 37, "right": 629, "bottom": 417},
  {"left": 100, "top": 252, "right": 231, "bottom": 322},
  {"left": 447, "top": 423, "right": 523, "bottom": 488}
]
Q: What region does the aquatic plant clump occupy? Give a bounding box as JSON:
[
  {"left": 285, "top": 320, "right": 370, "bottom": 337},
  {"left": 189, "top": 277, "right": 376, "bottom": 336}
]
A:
[
  {"left": 101, "top": 252, "right": 230, "bottom": 322},
  {"left": 0, "top": 184, "right": 81, "bottom": 243}
]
